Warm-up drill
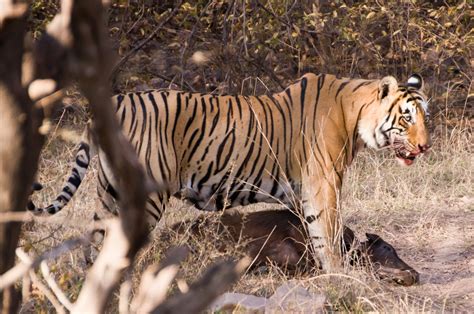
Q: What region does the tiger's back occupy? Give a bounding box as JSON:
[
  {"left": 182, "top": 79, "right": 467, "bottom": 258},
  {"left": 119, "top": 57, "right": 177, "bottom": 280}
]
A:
[{"left": 111, "top": 77, "right": 315, "bottom": 213}]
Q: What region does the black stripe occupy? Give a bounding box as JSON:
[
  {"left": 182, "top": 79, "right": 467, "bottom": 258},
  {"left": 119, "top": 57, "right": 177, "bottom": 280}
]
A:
[
  {"left": 215, "top": 128, "right": 236, "bottom": 172},
  {"left": 67, "top": 175, "right": 81, "bottom": 187},
  {"left": 234, "top": 96, "right": 242, "bottom": 118},
  {"left": 312, "top": 74, "right": 325, "bottom": 131},
  {"left": 106, "top": 183, "right": 119, "bottom": 200},
  {"left": 267, "top": 95, "right": 287, "bottom": 150},
  {"left": 156, "top": 119, "right": 169, "bottom": 181},
  {"left": 197, "top": 161, "right": 214, "bottom": 190},
  {"left": 147, "top": 92, "right": 160, "bottom": 139},
  {"left": 136, "top": 93, "right": 148, "bottom": 155},
  {"left": 171, "top": 92, "right": 182, "bottom": 137},
  {"left": 145, "top": 114, "right": 153, "bottom": 178},
  {"left": 200, "top": 139, "right": 214, "bottom": 162},
  {"left": 269, "top": 155, "right": 280, "bottom": 197},
  {"left": 186, "top": 98, "right": 208, "bottom": 163},
  {"left": 352, "top": 81, "right": 371, "bottom": 93},
  {"left": 335, "top": 81, "right": 350, "bottom": 99},
  {"left": 115, "top": 94, "right": 125, "bottom": 112},
  {"left": 225, "top": 100, "right": 232, "bottom": 134},
  {"left": 306, "top": 215, "right": 316, "bottom": 224},
  {"left": 183, "top": 98, "right": 198, "bottom": 136},
  {"left": 128, "top": 93, "right": 137, "bottom": 135},
  {"left": 300, "top": 77, "right": 308, "bottom": 123},
  {"left": 163, "top": 92, "right": 170, "bottom": 146},
  {"left": 209, "top": 99, "right": 220, "bottom": 136},
  {"left": 62, "top": 186, "right": 74, "bottom": 197}
]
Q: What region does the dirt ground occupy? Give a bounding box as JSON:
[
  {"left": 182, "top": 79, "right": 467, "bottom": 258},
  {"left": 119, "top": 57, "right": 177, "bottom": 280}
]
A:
[
  {"left": 403, "top": 206, "right": 474, "bottom": 310},
  {"left": 349, "top": 204, "right": 474, "bottom": 311}
]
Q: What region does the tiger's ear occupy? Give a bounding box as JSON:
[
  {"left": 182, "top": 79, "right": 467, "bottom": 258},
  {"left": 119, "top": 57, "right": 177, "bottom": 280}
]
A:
[
  {"left": 407, "top": 73, "right": 423, "bottom": 90},
  {"left": 378, "top": 76, "right": 398, "bottom": 100}
]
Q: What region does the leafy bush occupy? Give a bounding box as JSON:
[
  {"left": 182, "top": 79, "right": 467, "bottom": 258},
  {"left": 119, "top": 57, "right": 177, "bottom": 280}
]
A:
[{"left": 30, "top": 0, "right": 472, "bottom": 113}]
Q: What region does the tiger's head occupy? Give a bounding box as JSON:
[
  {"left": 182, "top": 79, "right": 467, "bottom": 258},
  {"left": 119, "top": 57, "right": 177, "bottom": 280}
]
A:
[{"left": 359, "top": 74, "right": 431, "bottom": 166}]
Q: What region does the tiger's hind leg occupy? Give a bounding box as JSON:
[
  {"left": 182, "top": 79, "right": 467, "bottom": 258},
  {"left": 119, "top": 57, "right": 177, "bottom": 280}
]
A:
[
  {"left": 82, "top": 168, "right": 118, "bottom": 265},
  {"left": 83, "top": 212, "right": 106, "bottom": 265},
  {"left": 83, "top": 167, "right": 171, "bottom": 265}
]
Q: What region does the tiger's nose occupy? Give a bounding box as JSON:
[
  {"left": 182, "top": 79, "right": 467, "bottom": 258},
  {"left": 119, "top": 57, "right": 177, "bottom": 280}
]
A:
[{"left": 418, "top": 144, "right": 431, "bottom": 153}]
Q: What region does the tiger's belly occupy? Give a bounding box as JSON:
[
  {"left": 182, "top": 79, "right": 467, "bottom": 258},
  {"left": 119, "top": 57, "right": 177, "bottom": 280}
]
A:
[{"left": 176, "top": 177, "right": 298, "bottom": 211}]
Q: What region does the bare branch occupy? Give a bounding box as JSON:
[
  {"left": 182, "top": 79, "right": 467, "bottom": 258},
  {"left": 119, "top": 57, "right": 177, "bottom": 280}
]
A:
[
  {"left": 153, "top": 257, "right": 251, "bottom": 314},
  {"left": 21, "top": 274, "right": 30, "bottom": 304},
  {"left": 0, "top": 2, "right": 28, "bottom": 25},
  {"left": 29, "top": 270, "right": 66, "bottom": 314},
  {"left": 118, "top": 274, "right": 132, "bottom": 314},
  {"left": 0, "top": 237, "right": 88, "bottom": 290},
  {"left": 40, "top": 261, "right": 73, "bottom": 311},
  {"left": 33, "top": 87, "right": 66, "bottom": 120},
  {"left": 0, "top": 212, "right": 31, "bottom": 223},
  {"left": 131, "top": 246, "right": 189, "bottom": 312},
  {"left": 57, "top": 0, "right": 159, "bottom": 311},
  {"left": 16, "top": 250, "right": 66, "bottom": 314},
  {"left": 72, "top": 220, "right": 134, "bottom": 313}
]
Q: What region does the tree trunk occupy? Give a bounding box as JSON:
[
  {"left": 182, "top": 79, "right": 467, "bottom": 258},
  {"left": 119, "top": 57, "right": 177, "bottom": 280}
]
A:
[{"left": 0, "top": 3, "right": 45, "bottom": 312}]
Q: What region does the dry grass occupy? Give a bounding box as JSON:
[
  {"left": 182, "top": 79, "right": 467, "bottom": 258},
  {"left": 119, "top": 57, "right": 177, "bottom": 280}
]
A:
[{"left": 21, "top": 109, "right": 473, "bottom": 312}]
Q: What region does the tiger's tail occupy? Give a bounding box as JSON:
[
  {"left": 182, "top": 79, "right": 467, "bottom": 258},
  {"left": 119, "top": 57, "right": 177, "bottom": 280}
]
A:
[{"left": 28, "top": 141, "right": 92, "bottom": 215}]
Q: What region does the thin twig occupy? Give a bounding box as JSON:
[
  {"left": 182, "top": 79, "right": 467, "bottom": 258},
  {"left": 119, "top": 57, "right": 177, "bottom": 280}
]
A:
[
  {"left": 40, "top": 261, "right": 73, "bottom": 311},
  {"left": 245, "top": 57, "right": 285, "bottom": 90},
  {"left": 21, "top": 274, "right": 31, "bottom": 304},
  {"left": 153, "top": 72, "right": 195, "bottom": 91},
  {"left": 0, "top": 237, "right": 88, "bottom": 290},
  {"left": 16, "top": 249, "right": 66, "bottom": 314},
  {"left": 254, "top": 0, "right": 316, "bottom": 35},
  {"left": 30, "top": 269, "right": 66, "bottom": 314},
  {"left": 18, "top": 225, "right": 63, "bottom": 248},
  {"left": 30, "top": 270, "right": 66, "bottom": 314},
  {"left": 110, "top": 0, "right": 183, "bottom": 80}
]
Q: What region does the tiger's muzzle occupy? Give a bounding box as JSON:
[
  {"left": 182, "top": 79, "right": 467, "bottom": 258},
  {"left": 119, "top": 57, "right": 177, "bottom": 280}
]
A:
[{"left": 393, "top": 142, "right": 431, "bottom": 166}]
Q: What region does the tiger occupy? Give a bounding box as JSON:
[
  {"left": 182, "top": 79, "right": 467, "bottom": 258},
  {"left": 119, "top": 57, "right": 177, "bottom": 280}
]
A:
[{"left": 29, "top": 73, "right": 431, "bottom": 271}]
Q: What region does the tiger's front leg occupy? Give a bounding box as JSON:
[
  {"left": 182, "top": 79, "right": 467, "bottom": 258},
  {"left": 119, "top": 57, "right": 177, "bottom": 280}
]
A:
[{"left": 301, "top": 170, "right": 342, "bottom": 272}]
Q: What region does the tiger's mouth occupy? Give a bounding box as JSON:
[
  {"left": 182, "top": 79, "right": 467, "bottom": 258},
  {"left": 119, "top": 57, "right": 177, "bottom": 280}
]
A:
[{"left": 394, "top": 149, "right": 419, "bottom": 166}]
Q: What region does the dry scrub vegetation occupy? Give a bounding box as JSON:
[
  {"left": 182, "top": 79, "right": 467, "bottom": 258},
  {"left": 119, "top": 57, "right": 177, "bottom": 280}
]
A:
[{"left": 22, "top": 0, "right": 473, "bottom": 312}]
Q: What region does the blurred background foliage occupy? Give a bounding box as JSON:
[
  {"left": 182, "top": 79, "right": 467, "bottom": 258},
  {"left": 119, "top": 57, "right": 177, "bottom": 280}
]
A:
[{"left": 29, "top": 0, "right": 472, "bottom": 116}]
